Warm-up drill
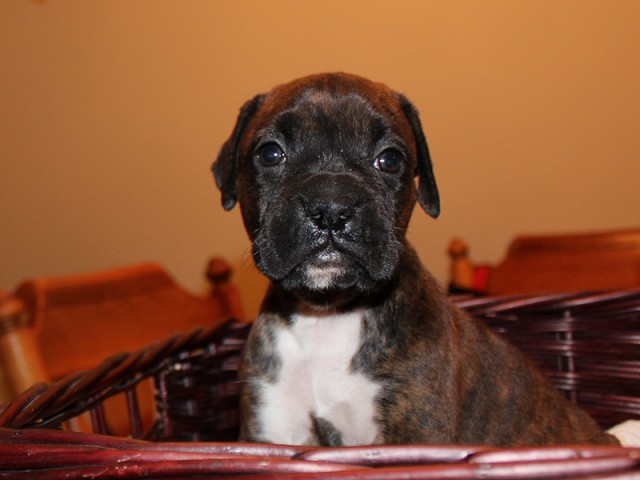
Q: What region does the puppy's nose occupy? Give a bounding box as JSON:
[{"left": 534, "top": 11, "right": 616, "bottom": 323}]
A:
[{"left": 304, "top": 198, "right": 354, "bottom": 233}]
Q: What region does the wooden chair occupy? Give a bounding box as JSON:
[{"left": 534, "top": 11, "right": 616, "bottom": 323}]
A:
[
  {"left": 0, "top": 258, "right": 243, "bottom": 431},
  {"left": 448, "top": 228, "right": 640, "bottom": 295}
]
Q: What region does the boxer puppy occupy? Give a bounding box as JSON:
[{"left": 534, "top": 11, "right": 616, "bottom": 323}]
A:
[{"left": 213, "top": 73, "right": 617, "bottom": 446}]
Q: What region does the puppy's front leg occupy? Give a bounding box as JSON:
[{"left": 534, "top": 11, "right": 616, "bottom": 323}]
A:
[{"left": 238, "top": 315, "right": 318, "bottom": 445}]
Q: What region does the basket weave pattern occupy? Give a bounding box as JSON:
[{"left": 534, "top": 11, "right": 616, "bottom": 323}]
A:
[
  {"left": 457, "top": 290, "right": 640, "bottom": 429},
  {"left": 1, "top": 291, "right": 640, "bottom": 478}
]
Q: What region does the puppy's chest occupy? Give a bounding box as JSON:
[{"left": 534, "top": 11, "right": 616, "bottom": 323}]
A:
[{"left": 259, "top": 310, "right": 381, "bottom": 446}]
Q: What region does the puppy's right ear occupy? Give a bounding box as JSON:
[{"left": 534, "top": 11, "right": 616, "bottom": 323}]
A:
[{"left": 212, "top": 94, "right": 265, "bottom": 210}]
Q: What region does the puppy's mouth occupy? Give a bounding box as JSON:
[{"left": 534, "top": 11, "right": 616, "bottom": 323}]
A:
[
  {"left": 268, "top": 241, "right": 374, "bottom": 294},
  {"left": 303, "top": 249, "right": 349, "bottom": 290}
]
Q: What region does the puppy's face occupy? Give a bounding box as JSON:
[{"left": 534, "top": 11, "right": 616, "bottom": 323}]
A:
[{"left": 214, "top": 73, "right": 439, "bottom": 299}]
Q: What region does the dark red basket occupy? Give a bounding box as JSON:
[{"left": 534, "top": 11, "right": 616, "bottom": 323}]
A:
[
  {"left": 1, "top": 291, "right": 640, "bottom": 479},
  {"left": 458, "top": 290, "right": 640, "bottom": 429}
]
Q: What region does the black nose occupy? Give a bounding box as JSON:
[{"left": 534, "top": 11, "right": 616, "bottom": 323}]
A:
[
  {"left": 306, "top": 199, "right": 353, "bottom": 233},
  {"left": 298, "top": 174, "right": 363, "bottom": 234}
]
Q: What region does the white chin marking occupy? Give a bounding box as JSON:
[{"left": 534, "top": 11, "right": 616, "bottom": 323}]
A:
[{"left": 305, "top": 266, "right": 344, "bottom": 289}]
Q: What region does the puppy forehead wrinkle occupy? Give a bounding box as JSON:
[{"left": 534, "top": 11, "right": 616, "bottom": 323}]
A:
[
  {"left": 265, "top": 107, "right": 401, "bottom": 163},
  {"left": 273, "top": 111, "right": 300, "bottom": 143}
]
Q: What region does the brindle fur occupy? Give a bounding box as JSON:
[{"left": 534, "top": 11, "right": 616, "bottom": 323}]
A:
[{"left": 214, "top": 73, "right": 618, "bottom": 446}]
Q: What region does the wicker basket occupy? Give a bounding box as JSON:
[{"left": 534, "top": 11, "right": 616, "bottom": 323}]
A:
[
  {"left": 457, "top": 290, "right": 640, "bottom": 429},
  {"left": 1, "top": 291, "right": 640, "bottom": 479}
]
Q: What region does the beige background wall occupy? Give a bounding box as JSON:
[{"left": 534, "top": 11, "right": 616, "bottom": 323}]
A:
[{"left": 2, "top": 1, "right": 639, "bottom": 318}]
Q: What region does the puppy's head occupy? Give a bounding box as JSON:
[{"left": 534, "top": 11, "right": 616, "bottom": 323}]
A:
[{"left": 213, "top": 73, "right": 439, "bottom": 300}]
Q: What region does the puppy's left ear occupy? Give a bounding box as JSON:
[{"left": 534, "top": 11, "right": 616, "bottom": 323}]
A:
[
  {"left": 398, "top": 95, "right": 440, "bottom": 218},
  {"left": 212, "top": 94, "right": 265, "bottom": 210}
]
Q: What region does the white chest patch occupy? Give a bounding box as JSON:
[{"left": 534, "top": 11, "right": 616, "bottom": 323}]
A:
[{"left": 258, "top": 310, "right": 381, "bottom": 446}]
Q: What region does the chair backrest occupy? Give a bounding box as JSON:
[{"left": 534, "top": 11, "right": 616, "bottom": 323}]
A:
[
  {"left": 488, "top": 228, "right": 640, "bottom": 295},
  {"left": 0, "top": 258, "right": 243, "bottom": 395}
]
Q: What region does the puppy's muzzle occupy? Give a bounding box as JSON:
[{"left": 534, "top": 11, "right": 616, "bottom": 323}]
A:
[{"left": 257, "top": 172, "right": 400, "bottom": 293}]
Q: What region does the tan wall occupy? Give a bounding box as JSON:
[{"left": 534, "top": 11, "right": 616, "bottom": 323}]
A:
[{"left": 2, "top": 0, "right": 639, "bottom": 318}]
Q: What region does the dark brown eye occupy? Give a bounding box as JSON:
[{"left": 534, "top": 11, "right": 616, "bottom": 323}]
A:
[
  {"left": 373, "top": 149, "right": 402, "bottom": 173},
  {"left": 258, "top": 143, "right": 286, "bottom": 167}
]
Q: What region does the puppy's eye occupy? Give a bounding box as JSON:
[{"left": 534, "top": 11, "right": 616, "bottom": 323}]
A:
[
  {"left": 373, "top": 149, "right": 403, "bottom": 173},
  {"left": 258, "top": 143, "right": 286, "bottom": 167}
]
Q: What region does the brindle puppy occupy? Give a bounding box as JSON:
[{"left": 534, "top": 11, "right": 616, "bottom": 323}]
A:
[{"left": 213, "top": 73, "right": 618, "bottom": 447}]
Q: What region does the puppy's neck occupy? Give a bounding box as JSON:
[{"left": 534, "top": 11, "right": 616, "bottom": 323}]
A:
[
  {"left": 295, "top": 298, "right": 353, "bottom": 317},
  {"left": 262, "top": 282, "right": 392, "bottom": 318}
]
